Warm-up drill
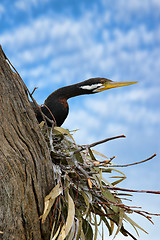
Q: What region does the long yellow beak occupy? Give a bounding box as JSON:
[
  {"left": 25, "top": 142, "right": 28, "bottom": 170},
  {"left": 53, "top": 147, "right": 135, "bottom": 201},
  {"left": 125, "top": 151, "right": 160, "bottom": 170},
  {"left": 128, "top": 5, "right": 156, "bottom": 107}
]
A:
[{"left": 96, "top": 80, "right": 138, "bottom": 92}]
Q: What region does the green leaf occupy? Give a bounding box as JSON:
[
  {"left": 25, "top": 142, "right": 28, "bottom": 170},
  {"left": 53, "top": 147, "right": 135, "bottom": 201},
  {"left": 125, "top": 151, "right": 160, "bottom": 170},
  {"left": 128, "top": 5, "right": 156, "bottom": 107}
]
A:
[
  {"left": 88, "top": 148, "right": 97, "bottom": 161},
  {"left": 67, "top": 220, "right": 75, "bottom": 240},
  {"left": 110, "top": 220, "right": 114, "bottom": 235},
  {"left": 111, "top": 177, "right": 126, "bottom": 186},
  {"left": 54, "top": 127, "right": 76, "bottom": 144},
  {"left": 81, "top": 191, "right": 91, "bottom": 216},
  {"left": 51, "top": 224, "right": 61, "bottom": 240},
  {"left": 102, "top": 223, "right": 104, "bottom": 240},
  {"left": 114, "top": 208, "right": 124, "bottom": 238},
  {"left": 50, "top": 202, "right": 63, "bottom": 240},
  {"left": 57, "top": 191, "right": 75, "bottom": 240},
  {"left": 124, "top": 213, "right": 148, "bottom": 235},
  {"left": 82, "top": 218, "right": 93, "bottom": 240},
  {"left": 101, "top": 216, "right": 112, "bottom": 235},
  {"left": 109, "top": 168, "right": 126, "bottom": 178},
  {"left": 92, "top": 149, "right": 108, "bottom": 159},
  {"left": 99, "top": 168, "right": 112, "bottom": 173},
  {"left": 102, "top": 189, "right": 117, "bottom": 203},
  {"left": 41, "top": 183, "right": 63, "bottom": 223},
  {"left": 50, "top": 221, "right": 56, "bottom": 240},
  {"left": 39, "top": 121, "right": 45, "bottom": 128},
  {"left": 76, "top": 218, "right": 83, "bottom": 240},
  {"left": 80, "top": 227, "right": 86, "bottom": 240},
  {"left": 74, "top": 152, "right": 84, "bottom": 163},
  {"left": 94, "top": 214, "right": 98, "bottom": 240}
]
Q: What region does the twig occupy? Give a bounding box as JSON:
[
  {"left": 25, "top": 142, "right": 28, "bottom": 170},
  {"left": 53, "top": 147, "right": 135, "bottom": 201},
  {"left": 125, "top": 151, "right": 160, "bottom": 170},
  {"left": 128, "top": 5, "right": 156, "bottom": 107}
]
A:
[
  {"left": 108, "top": 155, "right": 116, "bottom": 163},
  {"left": 31, "top": 87, "right": 38, "bottom": 95},
  {"left": 74, "top": 135, "right": 126, "bottom": 154},
  {"left": 89, "top": 135, "right": 126, "bottom": 148},
  {"left": 41, "top": 104, "right": 57, "bottom": 126},
  {"left": 110, "top": 153, "right": 156, "bottom": 168},
  {"left": 94, "top": 156, "right": 117, "bottom": 166},
  {"left": 134, "top": 209, "right": 160, "bottom": 217},
  {"left": 107, "top": 186, "right": 160, "bottom": 194}
]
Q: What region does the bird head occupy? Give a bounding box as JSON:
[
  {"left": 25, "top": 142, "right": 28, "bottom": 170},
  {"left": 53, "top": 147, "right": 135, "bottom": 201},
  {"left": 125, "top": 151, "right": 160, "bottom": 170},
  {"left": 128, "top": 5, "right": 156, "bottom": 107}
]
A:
[{"left": 78, "top": 78, "right": 138, "bottom": 93}]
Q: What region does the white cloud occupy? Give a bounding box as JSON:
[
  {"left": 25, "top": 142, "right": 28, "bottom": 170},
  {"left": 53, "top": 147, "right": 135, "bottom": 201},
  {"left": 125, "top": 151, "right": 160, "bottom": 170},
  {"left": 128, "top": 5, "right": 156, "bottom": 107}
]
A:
[
  {"left": 85, "top": 87, "right": 160, "bottom": 125},
  {"left": 0, "top": 9, "right": 159, "bottom": 92},
  {"left": 62, "top": 85, "right": 159, "bottom": 148},
  {"left": 1, "top": 14, "right": 94, "bottom": 51},
  {"left": 14, "top": 0, "right": 49, "bottom": 11},
  {"left": 102, "top": 0, "right": 160, "bottom": 21},
  {"left": 65, "top": 109, "right": 101, "bottom": 131},
  {"left": 0, "top": 4, "right": 5, "bottom": 16},
  {"left": 112, "top": 25, "right": 160, "bottom": 49}
]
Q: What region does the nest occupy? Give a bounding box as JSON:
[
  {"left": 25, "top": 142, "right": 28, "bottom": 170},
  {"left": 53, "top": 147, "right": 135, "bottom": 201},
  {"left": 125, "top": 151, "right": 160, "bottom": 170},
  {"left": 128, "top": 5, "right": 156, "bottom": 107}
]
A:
[{"left": 40, "top": 122, "right": 158, "bottom": 240}]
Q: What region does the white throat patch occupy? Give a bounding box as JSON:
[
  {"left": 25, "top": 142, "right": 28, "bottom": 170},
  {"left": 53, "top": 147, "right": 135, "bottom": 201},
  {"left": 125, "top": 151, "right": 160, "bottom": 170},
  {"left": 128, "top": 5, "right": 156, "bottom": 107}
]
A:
[{"left": 80, "top": 83, "right": 103, "bottom": 91}]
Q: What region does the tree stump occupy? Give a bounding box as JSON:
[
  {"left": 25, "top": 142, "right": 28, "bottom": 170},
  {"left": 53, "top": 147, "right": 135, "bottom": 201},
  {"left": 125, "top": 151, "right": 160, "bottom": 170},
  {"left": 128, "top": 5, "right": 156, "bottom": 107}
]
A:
[{"left": 0, "top": 46, "right": 54, "bottom": 240}]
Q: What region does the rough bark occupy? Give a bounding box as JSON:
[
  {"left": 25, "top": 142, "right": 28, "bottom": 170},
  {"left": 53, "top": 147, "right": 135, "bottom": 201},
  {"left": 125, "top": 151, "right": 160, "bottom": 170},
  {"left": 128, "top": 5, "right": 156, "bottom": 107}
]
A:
[{"left": 0, "top": 46, "right": 54, "bottom": 240}]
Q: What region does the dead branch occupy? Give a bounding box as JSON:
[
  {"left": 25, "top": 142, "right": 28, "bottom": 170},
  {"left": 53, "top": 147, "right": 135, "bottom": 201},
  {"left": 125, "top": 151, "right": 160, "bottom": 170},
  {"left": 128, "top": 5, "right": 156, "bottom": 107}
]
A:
[
  {"left": 74, "top": 135, "right": 126, "bottom": 154},
  {"left": 110, "top": 153, "right": 157, "bottom": 168}
]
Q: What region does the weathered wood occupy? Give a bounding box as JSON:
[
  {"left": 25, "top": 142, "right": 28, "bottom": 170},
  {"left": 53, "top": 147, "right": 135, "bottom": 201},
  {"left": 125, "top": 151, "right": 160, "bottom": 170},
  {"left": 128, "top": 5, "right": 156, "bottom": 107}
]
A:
[{"left": 0, "top": 46, "right": 54, "bottom": 240}]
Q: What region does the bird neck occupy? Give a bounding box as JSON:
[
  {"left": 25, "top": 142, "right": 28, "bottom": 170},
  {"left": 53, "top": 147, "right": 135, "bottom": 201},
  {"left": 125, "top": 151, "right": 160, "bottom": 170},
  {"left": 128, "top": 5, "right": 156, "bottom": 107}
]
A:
[
  {"left": 52, "top": 83, "right": 91, "bottom": 100},
  {"left": 43, "top": 83, "right": 92, "bottom": 126}
]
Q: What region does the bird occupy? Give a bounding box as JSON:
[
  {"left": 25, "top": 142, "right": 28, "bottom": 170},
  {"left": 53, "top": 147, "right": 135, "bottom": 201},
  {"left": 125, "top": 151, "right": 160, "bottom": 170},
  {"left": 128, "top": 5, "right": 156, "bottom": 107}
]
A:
[{"left": 32, "top": 77, "right": 138, "bottom": 127}]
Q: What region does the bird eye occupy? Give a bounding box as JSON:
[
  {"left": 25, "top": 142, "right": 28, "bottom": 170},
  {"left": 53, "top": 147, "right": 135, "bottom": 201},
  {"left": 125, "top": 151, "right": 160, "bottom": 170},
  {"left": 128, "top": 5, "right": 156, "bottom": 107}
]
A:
[{"left": 101, "top": 79, "right": 105, "bottom": 84}]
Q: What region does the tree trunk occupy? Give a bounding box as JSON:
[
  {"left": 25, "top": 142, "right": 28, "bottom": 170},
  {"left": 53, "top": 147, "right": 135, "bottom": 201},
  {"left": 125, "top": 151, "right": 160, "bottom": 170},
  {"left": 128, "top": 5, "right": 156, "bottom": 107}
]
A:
[{"left": 0, "top": 46, "right": 54, "bottom": 240}]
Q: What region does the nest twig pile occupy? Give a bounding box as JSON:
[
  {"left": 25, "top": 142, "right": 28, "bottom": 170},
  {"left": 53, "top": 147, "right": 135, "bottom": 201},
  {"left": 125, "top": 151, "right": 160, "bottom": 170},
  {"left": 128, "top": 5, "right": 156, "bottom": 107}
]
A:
[{"left": 40, "top": 123, "right": 159, "bottom": 240}]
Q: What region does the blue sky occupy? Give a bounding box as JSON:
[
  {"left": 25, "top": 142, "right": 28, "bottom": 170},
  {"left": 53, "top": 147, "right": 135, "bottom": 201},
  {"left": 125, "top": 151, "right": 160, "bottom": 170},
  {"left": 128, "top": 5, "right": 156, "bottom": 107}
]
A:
[{"left": 0, "top": 0, "right": 160, "bottom": 239}]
